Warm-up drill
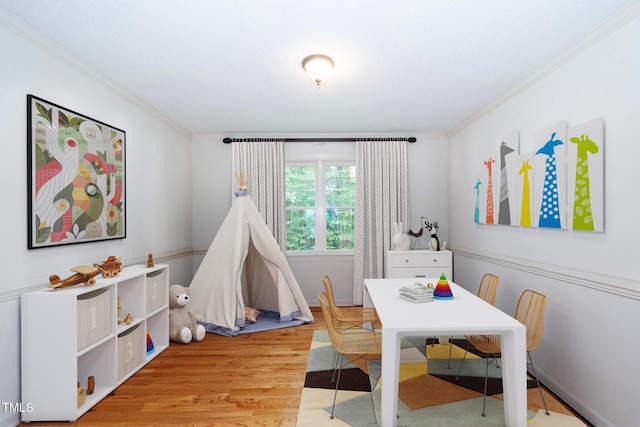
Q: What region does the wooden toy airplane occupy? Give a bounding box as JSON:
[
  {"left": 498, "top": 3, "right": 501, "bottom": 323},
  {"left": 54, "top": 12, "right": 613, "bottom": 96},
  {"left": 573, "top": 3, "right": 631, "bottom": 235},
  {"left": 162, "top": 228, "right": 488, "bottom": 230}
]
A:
[{"left": 48, "top": 265, "right": 101, "bottom": 290}]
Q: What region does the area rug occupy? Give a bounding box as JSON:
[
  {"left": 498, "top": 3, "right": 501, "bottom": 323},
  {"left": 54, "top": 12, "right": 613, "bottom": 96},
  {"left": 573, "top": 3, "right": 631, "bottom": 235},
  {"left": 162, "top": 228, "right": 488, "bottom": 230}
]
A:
[{"left": 297, "top": 330, "right": 588, "bottom": 427}]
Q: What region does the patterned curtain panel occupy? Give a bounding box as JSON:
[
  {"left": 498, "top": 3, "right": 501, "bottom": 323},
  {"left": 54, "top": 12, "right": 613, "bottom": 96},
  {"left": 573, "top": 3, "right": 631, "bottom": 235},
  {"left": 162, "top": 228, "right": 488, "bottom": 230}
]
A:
[
  {"left": 231, "top": 140, "right": 287, "bottom": 251},
  {"left": 352, "top": 140, "right": 408, "bottom": 304}
]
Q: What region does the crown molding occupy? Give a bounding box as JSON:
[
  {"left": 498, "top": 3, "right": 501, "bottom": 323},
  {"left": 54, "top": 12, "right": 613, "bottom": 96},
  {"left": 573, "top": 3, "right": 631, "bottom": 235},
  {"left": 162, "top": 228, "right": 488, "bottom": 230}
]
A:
[
  {"left": 0, "top": 6, "right": 192, "bottom": 139},
  {"left": 447, "top": 2, "right": 640, "bottom": 138}
]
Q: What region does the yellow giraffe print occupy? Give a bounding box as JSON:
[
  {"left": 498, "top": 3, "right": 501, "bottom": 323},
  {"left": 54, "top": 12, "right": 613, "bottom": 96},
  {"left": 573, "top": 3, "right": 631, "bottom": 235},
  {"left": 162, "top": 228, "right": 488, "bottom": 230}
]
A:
[{"left": 519, "top": 160, "right": 532, "bottom": 226}]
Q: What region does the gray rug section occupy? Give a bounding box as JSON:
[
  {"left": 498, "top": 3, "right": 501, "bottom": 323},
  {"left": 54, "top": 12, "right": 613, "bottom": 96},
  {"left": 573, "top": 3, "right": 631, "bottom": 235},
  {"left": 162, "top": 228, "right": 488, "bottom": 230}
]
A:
[{"left": 328, "top": 393, "right": 379, "bottom": 427}]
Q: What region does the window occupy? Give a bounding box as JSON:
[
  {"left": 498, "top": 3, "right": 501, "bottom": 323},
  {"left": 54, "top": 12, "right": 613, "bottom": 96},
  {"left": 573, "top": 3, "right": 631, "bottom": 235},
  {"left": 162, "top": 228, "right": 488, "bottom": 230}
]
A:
[{"left": 285, "top": 161, "right": 356, "bottom": 252}]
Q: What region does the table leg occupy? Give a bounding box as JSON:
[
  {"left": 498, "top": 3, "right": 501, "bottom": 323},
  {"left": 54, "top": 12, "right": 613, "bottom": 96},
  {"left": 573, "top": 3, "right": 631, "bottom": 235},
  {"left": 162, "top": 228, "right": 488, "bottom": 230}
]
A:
[
  {"left": 500, "top": 327, "right": 527, "bottom": 427},
  {"left": 380, "top": 329, "right": 401, "bottom": 427}
]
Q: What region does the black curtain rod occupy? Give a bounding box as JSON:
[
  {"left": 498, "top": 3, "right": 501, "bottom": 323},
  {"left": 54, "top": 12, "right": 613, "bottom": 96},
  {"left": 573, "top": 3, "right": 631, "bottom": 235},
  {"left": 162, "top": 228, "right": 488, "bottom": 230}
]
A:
[{"left": 222, "top": 137, "right": 416, "bottom": 144}]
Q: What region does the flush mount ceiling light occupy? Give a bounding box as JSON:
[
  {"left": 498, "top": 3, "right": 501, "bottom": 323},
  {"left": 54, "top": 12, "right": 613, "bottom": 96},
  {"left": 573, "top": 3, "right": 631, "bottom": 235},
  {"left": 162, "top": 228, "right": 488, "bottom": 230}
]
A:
[{"left": 302, "top": 54, "right": 334, "bottom": 86}]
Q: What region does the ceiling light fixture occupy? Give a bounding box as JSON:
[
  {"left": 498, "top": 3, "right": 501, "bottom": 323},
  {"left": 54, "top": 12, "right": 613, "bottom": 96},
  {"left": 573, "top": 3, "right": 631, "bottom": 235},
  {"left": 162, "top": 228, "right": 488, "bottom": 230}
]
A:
[{"left": 302, "top": 54, "right": 334, "bottom": 86}]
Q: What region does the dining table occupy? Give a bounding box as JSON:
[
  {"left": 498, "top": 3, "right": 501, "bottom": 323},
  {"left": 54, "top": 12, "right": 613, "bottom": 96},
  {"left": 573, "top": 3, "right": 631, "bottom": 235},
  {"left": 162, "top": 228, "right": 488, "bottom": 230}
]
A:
[{"left": 364, "top": 278, "right": 527, "bottom": 427}]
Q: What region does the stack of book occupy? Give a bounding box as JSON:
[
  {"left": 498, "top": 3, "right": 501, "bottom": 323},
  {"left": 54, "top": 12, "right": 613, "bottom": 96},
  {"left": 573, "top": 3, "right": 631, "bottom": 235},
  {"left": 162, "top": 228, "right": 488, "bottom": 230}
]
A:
[{"left": 399, "top": 283, "right": 434, "bottom": 303}]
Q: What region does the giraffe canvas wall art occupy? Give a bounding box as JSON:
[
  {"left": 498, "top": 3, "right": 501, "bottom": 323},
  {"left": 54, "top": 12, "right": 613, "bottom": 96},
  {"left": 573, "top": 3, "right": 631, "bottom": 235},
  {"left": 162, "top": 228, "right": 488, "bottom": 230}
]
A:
[
  {"left": 517, "top": 152, "right": 535, "bottom": 227},
  {"left": 473, "top": 119, "right": 604, "bottom": 232},
  {"left": 473, "top": 178, "right": 483, "bottom": 224},
  {"left": 566, "top": 118, "right": 604, "bottom": 232},
  {"left": 483, "top": 156, "right": 497, "bottom": 224},
  {"left": 496, "top": 131, "right": 519, "bottom": 226},
  {"left": 474, "top": 133, "right": 519, "bottom": 226},
  {"left": 534, "top": 122, "right": 568, "bottom": 229}
]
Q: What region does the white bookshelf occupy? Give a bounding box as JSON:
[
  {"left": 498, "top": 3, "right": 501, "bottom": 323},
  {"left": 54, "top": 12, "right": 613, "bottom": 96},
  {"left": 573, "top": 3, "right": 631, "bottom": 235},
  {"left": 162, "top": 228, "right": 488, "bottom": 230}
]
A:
[{"left": 21, "top": 264, "right": 169, "bottom": 422}]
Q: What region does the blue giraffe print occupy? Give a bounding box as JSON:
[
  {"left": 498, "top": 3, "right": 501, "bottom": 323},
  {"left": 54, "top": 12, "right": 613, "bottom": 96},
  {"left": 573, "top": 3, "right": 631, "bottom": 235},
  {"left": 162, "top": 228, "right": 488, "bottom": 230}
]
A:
[
  {"left": 536, "top": 132, "right": 564, "bottom": 228},
  {"left": 474, "top": 178, "right": 482, "bottom": 223}
]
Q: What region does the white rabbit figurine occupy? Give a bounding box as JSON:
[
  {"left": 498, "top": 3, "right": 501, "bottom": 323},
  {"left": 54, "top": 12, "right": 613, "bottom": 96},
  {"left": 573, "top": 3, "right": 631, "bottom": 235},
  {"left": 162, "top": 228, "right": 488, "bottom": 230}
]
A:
[{"left": 391, "top": 222, "right": 411, "bottom": 251}]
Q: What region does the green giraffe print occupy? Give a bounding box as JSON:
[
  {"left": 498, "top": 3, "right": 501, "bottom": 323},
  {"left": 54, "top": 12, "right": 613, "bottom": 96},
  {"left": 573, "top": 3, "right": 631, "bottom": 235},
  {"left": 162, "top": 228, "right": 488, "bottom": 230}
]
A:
[{"left": 570, "top": 134, "right": 599, "bottom": 230}]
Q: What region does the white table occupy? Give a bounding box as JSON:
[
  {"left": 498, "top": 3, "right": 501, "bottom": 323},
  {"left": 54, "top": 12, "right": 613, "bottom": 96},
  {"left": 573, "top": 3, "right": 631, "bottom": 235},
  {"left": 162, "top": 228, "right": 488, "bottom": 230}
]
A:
[{"left": 365, "top": 278, "right": 527, "bottom": 427}]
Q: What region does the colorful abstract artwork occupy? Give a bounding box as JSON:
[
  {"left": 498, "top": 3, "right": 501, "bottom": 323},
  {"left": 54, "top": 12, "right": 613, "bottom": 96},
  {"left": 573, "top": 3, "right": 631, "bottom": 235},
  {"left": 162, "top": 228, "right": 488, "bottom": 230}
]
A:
[{"left": 27, "top": 95, "right": 126, "bottom": 248}]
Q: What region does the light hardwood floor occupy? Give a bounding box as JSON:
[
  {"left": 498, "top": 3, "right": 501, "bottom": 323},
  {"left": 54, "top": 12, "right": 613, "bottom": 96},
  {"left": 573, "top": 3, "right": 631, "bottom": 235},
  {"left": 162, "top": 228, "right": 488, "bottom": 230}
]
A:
[
  {"left": 19, "top": 309, "right": 326, "bottom": 427},
  {"left": 19, "top": 307, "right": 587, "bottom": 427}
]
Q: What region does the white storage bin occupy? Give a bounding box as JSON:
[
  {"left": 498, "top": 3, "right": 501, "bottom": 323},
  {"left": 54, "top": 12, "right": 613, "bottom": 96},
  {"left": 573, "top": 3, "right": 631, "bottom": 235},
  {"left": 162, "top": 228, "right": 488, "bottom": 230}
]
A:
[
  {"left": 77, "top": 289, "right": 110, "bottom": 350},
  {"left": 117, "top": 324, "right": 143, "bottom": 380},
  {"left": 146, "top": 270, "right": 166, "bottom": 313}
]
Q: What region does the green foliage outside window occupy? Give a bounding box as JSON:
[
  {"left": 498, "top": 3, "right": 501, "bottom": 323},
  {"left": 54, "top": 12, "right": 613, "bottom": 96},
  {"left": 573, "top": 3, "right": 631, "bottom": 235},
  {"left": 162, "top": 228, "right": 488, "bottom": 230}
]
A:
[
  {"left": 325, "top": 165, "right": 355, "bottom": 250},
  {"left": 286, "top": 164, "right": 355, "bottom": 251}
]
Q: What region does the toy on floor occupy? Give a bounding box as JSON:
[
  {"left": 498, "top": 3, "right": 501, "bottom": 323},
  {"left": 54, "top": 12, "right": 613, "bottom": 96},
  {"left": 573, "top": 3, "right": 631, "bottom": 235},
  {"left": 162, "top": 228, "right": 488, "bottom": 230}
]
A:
[{"left": 169, "top": 284, "right": 205, "bottom": 344}]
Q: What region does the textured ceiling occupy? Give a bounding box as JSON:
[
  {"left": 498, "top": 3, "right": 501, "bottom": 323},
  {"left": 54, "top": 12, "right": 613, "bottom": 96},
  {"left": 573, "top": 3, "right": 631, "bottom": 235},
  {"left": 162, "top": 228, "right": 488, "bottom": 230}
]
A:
[{"left": 0, "top": 0, "right": 633, "bottom": 136}]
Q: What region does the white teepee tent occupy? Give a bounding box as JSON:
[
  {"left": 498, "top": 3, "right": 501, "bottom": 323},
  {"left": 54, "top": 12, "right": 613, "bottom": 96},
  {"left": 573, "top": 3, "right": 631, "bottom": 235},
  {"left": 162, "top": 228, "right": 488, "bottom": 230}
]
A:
[{"left": 188, "top": 190, "right": 314, "bottom": 336}]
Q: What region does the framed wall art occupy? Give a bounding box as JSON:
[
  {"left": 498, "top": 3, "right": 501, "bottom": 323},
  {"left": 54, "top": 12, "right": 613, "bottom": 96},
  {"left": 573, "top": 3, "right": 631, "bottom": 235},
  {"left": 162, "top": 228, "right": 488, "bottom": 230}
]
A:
[{"left": 27, "top": 95, "right": 126, "bottom": 249}]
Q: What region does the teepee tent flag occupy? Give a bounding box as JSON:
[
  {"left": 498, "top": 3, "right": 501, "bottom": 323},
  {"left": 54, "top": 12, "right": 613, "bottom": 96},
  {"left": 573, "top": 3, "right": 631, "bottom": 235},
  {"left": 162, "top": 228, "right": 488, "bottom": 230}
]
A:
[
  {"left": 434, "top": 273, "right": 454, "bottom": 300},
  {"left": 188, "top": 190, "right": 314, "bottom": 336}
]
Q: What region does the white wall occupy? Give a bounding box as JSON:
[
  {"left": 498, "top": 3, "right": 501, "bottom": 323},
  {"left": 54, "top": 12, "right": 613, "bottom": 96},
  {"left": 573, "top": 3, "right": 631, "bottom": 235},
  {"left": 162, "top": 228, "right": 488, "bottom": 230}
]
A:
[
  {"left": 448, "top": 10, "right": 640, "bottom": 427},
  {"left": 190, "top": 134, "right": 449, "bottom": 305},
  {"left": 0, "top": 14, "right": 193, "bottom": 427}
]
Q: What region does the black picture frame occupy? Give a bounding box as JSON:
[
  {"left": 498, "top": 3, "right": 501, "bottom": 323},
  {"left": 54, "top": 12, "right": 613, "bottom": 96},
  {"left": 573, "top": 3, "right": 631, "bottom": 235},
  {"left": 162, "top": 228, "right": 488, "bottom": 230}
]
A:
[{"left": 27, "top": 95, "right": 126, "bottom": 249}]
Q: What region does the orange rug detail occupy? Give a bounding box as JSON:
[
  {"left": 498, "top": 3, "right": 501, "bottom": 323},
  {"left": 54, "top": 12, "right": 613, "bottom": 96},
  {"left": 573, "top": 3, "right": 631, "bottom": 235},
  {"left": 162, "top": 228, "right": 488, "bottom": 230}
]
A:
[{"left": 399, "top": 373, "right": 483, "bottom": 409}]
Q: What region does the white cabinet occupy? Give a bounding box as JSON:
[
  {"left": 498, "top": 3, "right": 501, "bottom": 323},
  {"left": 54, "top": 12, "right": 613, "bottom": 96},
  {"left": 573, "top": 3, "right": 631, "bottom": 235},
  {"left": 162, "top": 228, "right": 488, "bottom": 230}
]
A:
[
  {"left": 385, "top": 250, "right": 452, "bottom": 280},
  {"left": 21, "top": 264, "right": 169, "bottom": 422}
]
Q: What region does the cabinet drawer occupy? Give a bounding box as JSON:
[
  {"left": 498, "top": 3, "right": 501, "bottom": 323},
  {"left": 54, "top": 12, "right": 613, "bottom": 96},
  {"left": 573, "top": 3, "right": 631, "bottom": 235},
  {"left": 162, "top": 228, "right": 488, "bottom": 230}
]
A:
[
  {"left": 388, "top": 252, "right": 450, "bottom": 268},
  {"left": 386, "top": 267, "right": 441, "bottom": 279}
]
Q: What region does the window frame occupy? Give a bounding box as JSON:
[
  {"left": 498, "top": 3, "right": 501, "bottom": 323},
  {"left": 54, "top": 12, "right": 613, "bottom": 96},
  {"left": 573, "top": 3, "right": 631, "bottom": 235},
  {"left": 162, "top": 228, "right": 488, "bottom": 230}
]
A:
[{"left": 285, "top": 159, "right": 356, "bottom": 255}]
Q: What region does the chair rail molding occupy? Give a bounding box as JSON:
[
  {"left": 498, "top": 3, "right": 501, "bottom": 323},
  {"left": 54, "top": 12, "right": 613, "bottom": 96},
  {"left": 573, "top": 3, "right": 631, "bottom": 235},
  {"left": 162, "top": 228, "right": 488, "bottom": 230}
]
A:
[
  {"left": 0, "top": 248, "right": 192, "bottom": 303},
  {"left": 452, "top": 245, "right": 640, "bottom": 301}
]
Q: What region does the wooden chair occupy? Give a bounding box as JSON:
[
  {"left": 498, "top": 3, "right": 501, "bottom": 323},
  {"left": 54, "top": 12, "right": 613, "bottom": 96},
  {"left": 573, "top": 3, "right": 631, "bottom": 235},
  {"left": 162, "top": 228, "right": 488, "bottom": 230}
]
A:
[
  {"left": 322, "top": 275, "right": 378, "bottom": 331},
  {"left": 456, "top": 289, "right": 549, "bottom": 417},
  {"left": 435, "top": 273, "right": 500, "bottom": 367},
  {"left": 319, "top": 292, "right": 382, "bottom": 419}
]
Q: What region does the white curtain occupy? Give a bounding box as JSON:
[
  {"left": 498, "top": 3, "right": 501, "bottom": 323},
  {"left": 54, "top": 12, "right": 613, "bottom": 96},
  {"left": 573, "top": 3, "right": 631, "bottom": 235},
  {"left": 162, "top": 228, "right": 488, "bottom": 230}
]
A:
[
  {"left": 352, "top": 140, "right": 408, "bottom": 304},
  {"left": 231, "top": 140, "right": 287, "bottom": 251}
]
